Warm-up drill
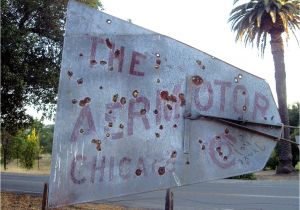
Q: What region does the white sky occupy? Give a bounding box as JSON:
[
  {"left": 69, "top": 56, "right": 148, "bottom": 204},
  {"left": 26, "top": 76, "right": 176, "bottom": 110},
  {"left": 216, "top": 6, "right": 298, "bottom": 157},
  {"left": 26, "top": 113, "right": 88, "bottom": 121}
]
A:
[
  {"left": 28, "top": 0, "right": 300, "bottom": 124},
  {"left": 100, "top": 0, "right": 299, "bottom": 103}
]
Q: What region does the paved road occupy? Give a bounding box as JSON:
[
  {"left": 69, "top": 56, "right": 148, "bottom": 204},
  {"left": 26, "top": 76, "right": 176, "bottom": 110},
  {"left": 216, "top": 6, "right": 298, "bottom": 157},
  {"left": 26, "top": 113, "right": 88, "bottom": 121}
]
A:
[{"left": 1, "top": 173, "right": 299, "bottom": 210}]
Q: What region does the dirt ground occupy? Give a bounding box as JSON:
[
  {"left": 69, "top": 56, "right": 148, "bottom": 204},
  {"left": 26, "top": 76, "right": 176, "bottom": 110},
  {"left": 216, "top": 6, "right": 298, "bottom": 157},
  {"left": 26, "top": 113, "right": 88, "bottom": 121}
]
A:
[{"left": 0, "top": 192, "right": 143, "bottom": 210}]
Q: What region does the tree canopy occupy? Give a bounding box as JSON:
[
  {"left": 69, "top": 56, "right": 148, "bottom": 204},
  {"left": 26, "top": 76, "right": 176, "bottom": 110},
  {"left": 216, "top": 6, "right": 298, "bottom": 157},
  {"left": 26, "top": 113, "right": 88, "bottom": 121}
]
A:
[
  {"left": 229, "top": 0, "right": 300, "bottom": 55},
  {"left": 1, "top": 0, "right": 68, "bottom": 134},
  {"left": 1, "top": 0, "right": 102, "bottom": 134}
]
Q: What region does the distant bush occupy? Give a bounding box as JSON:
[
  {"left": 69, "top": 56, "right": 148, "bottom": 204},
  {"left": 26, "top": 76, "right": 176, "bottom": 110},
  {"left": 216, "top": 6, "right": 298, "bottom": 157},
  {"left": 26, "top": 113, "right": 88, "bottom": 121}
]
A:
[
  {"left": 265, "top": 148, "right": 279, "bottom": 170},
  {"left": 296, "top": 162, "right": 300, "bottom": 171}
]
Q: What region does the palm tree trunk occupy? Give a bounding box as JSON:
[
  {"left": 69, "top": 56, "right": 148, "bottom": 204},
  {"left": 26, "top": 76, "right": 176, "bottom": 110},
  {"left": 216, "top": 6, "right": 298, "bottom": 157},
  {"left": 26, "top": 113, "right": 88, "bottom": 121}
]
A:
[{"left": 270, "top": 32, "right": 295, "bottom": 174}]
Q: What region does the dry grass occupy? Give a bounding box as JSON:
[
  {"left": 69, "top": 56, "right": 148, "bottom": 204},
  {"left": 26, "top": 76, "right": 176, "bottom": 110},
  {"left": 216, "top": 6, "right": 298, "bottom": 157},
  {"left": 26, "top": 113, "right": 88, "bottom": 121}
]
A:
[
  {"left": 1, "top": 154, "right": 51, "bottom": 175},
  {"left": 1, "top": 192, "right": 143, "bottom": 210}
]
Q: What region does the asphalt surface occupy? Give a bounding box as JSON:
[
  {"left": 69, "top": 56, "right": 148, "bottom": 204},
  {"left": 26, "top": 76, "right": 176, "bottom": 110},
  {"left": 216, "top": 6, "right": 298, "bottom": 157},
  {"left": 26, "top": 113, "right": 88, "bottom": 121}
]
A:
[{"left": 1, "top": 172, "right": 299, "bottom": 210}]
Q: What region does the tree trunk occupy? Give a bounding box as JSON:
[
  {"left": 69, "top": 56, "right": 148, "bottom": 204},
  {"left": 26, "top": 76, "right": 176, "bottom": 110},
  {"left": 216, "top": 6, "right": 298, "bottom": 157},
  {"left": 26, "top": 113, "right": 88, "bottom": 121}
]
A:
[{"left": 270, "top": 32, "right": 295, "bottom": 174}]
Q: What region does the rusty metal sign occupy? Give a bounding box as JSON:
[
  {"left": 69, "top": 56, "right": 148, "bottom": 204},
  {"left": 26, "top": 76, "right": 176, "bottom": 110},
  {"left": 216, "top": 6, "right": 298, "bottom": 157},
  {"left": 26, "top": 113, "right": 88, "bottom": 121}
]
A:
[{"left": 48, "top": 0, "right": 282, "bottom": 207}]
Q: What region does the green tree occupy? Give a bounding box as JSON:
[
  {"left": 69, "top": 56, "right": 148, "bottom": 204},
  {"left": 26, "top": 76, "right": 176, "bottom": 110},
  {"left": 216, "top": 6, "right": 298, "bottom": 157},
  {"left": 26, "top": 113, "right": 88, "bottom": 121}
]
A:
[
  {"left": 17, "top": 128, "right": 40, "bottom": 169},
  {"left": 40, "top": 124, "right": 54, "bottom": 153},
  {"left": 1, "top": 0, "right": 102, "bottom": 169},
  {"left": 228, "top": 0, "right": 299, "bottom": 174}
]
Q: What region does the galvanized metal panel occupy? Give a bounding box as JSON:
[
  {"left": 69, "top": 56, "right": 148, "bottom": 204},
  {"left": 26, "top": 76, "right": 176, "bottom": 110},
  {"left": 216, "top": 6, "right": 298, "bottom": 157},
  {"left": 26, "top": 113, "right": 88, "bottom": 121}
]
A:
[{"left": 48, "top": 0, "right": 282, "bottom": 207}]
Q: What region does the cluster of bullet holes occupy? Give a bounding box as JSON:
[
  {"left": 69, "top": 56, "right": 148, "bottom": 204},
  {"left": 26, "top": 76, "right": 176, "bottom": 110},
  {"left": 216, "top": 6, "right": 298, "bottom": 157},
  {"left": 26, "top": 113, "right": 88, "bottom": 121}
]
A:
[
  {"left": 111, "top": 94, "right": 127, "bottom": 105},
  {"left": 216, "top": 146, "right": 228, "bottom": 161},
  {"left": 91, "top": 139, "right": 101, "bottom": 151},
  {"left": 234, "top": 74, "right": 243, "bottom": 83},
  {"left": 79, "top": 97, "right": 91, "bottom": 107},
  {"left": 196, "top": 60, "right": 205, "bottom": 70},
  {"left": 198, "top": 139, "right": 206, "bottom": 150}
]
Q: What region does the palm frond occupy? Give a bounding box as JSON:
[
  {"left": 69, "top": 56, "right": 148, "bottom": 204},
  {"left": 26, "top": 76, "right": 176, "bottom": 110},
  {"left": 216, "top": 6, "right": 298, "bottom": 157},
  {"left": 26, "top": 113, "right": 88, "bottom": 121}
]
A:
[{"left": 228, "top": 0, "right": 300, "bottom": 56}]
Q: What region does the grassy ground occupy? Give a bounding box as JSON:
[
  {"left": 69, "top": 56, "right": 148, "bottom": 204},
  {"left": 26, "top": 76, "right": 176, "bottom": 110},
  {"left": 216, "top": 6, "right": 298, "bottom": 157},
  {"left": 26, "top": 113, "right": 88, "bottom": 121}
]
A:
[
  {"left": 1, "top": 192, "right": 142, "bottom": 210},
  {"left": 1, "top": 154, "right": 51, "bottom": 174}
]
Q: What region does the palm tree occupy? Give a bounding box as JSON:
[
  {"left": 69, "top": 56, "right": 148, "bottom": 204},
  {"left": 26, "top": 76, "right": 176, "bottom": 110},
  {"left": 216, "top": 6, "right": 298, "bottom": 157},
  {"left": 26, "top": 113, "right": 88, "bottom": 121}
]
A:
[{"left": 228, "top": 0, "right": 299, "bottom": 174}]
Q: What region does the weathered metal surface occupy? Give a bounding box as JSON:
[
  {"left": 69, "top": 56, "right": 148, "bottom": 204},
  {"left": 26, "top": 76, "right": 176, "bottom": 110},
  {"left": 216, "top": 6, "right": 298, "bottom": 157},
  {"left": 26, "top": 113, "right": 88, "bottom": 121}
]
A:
[{"left": 48, "top": 0, "right": 282, "bottom": 207}]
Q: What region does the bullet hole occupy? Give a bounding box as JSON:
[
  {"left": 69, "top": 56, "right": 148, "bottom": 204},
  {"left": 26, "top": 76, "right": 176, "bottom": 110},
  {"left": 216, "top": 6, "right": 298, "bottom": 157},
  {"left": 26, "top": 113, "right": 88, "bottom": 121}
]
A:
[
  {"left": 77, "top": 78, "right": 83, "bottom": 85},
  {"left": 159, "top": 125, "right": 163, "bottom": 130},
  {"left": 219, "top": 151, "right": 223, "bottom": 156},
  {"left": 154, "top": 109, "right": 158, "bottom": 114},
  {"left": 114, "top": 49, "right": 120, "bottom": 57},
  {"left": 179, "top": 93, "right": 186, "bottom": 106},
  {"left": 79, "top": 128, "right": 84, "bottom": 133},
  {"left": 108, "top": 110, "right": 113, "bottom": 114},
  {"left": 156, "top": 59, "right": 161, "bottom": 65},
  {"left": 201, "top": 145, "right": 205, "bottom": 150},
  {"left": 106, "top": 133, "right": 110, "bottom": 137},
  {"left": 108, "top": 122, "right": 113, "bottom": 127},
  {"left": 216, "top": 147, "right": 221, "bottom": 152},
  {"left": 140, "top": 109, "right": 147, "bottom": 115},
  {"left": 106, "top": 19, "right": 112, "bottom": 24},
  {"left": 238, "top": 74, "right": 243, "bottom": 79},
  {"left": 169, "top": 95, "right": 177, "bottom": 103},
  {"left": 90, "top": 59, "right": 97, "bottom": 65},
  {"left": 223, "top": 156, "right": 228, "bottom": 161},
  {"left": 158, "top": 167, "right": 165, "bottom": 175},
  {"left": 109, "top": 66, "right": 114, "bottom": 71},
  {"left": 112, "top": 94, "right": 118, "bottom": 102},
  {"left": 198, "top": 139, "right": 203, "bottom": 144},
  {"left": 100, "top": 60, "right": 107, "bottom": 65},
  {"left": 173, "top": 124, "right": 178, "bottom": 128},
  {"left": 196, "top": 60, "right": 202, "bottom": 66},
  {"left": 192, "top": 75, "right": 203, "bottom": 86},
  {"left": 120, "top": 97, "right": 126, "bottom": 105},
  {"left": 157, "top": 78, "right": 160, "bottom": 83},
  {"left": 202, "top": 65, "right": 206, "bottom": 70},
  {"left": 135, "top": 169, "right": 142, "bottom": 176},
  {"left": 155, "top": 133, "right": 160, "bottom": 138},
  {"left": 79, "top": 53, "right": 83, "bottom": 57},
  {"left": 225, "top": 128, "right": 229, "bottom": 134},
  {"left": 216, "top": 136, "right": 221, "bottom": 140},
  {"left": 154, "top": 64, "right": 160, "bottom": 69},
  {"left": 264, "top": 116, "right": 267, "bottom": 120},
  {"left": 243, "top": 106, "right": 247, "bottom": 111},
  {"left": 99, "top": 86, "right": 103, "bottom": 90},
  {"left": 119, "top": 124, "right": 124, "bottom": 129},
  {"left": 171, "top": 151, "right": 177, "bottom": 158},
  {"left": 234, "top": 77, "right": 238, "bottom": 83},
  {"left": 160, "top": 91, "right": 169, "bottom": 101},
  {"left": 72, "top": 99, "right": 78, "bottom": 104},
  {"left": 186, "top": 161, "right": 190, "bottom": 165},
  {"left": 156, "top": 53, "right": 160, "bottom": 57},
  {"left": 67, "top": 70, "right": 73, "bottom": 78},
  {"left": 105, "top": 38, "right": 113, "bottom": 49},
  {"left": 167, "top": 104, "right": 173, "bottom": 110},
  {"left": 271, "top": 116, "right": 274, "bottom": 120},
  {"left": 91, "top": 139, "right": 101, "bottom": 151},
  {"left": 242, "top": 91, "right": 246, "bottom": 95},
  {"left": 79, "top": 97, "right": 91, "bottom": 106},
  {"left": 132, "top": 90, "right": 139, "bottom": 98}
]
